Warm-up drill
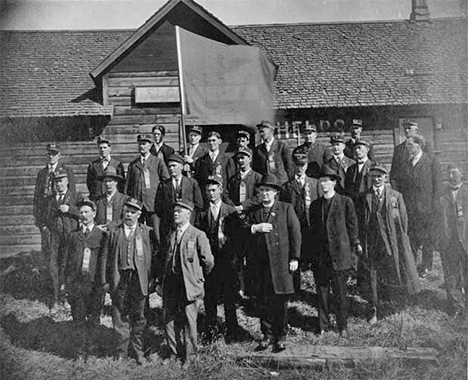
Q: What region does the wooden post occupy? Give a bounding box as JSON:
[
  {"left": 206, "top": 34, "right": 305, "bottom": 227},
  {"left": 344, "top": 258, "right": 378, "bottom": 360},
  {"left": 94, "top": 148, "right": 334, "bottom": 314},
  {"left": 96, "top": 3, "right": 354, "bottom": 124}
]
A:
[{"left": 175, "top": 26, "right": 188, "bottom": 157}]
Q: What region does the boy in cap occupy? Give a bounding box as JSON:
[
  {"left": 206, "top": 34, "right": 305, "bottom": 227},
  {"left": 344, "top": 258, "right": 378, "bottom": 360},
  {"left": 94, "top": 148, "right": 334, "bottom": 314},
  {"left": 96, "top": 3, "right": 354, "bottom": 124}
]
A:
[
  {"left": 125, "top": 134, "right": 170, "bottom": 237},
  {"left": 95, "top": 166, "right": 130, "bottom": 229},
  {"left": 102, "top": 198, "right": 157, "bottom": 365},
  {"left": 293, "top": 123, "right": 327, "bottom": 178},
  {"left": 309, "top": 166, "right": 362, "bottom": 335},
  {"left": 86, "top": 137, "right": 125, "bottom": 201},
  {"left": 150, "top": 125, "right": 175, "bottom": 166},
  {"left": 64, "top": 198, "right": 107, "bottom": 359},
  {"left": 155, "top": 154, "right": 204, "bottom": 243},
  {"left": 252, "top": 120, "right": 294, "bottom": 185},
  {"left": 44, "top": 167, "right": 83, "bottom": 312},
  {"left": 280, "top": 150, "right": 321, "bottom": 292},
  {"left": 159, "top": 200, "right": 214, "bottom": 366},
  {"left": 182, "top": 126, "right": 208, "bottom": 176}
]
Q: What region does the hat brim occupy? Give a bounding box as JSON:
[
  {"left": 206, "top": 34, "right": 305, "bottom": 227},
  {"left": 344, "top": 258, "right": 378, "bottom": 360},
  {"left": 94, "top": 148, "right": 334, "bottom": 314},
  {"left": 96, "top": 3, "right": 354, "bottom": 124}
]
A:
[
  {"left": 98, "top": 174, "right": 123, "bottom": 181},
  {"left": 138, "top": 138, "right": 152, "bottom": 143},
  {"left": 318, "top": 174, "right": 341, "bottom": 182},
  {"left": 255, "top": 182, "right": 281, "bottom": 190}
]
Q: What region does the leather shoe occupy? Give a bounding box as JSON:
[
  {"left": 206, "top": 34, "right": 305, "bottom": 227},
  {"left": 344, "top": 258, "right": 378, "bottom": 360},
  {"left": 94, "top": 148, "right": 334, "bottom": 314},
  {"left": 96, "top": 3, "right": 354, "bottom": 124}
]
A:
[
  {"left": 272, "top": 342, "right": 286, "bottom": 353},
  {"left": 254, "top": 339, "right": 269, "bottom": 352},
  {"left": 368, "top": 307, "right": 378, "bottom": 325}
]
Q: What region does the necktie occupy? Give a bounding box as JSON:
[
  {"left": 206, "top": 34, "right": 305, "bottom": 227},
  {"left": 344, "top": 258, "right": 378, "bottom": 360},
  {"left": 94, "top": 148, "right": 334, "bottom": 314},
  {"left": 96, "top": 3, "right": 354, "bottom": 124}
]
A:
[
  {"left": 84, "top": 227, "right": 90, "bottom": 238},
  {"left": 58, "top": 193, "right": 65, "bottom": 204},
  {"left": 102, "top": 158, "right": 109, "bottom": 170},
  {"left": 127, "top": 227, "right": 134, "bottom": 239},
  {"left": 296, "top": 176, "right": 304, "bottom": 187},
  {"left": 141, "top": 156, "right": 146, "bottom": 166}
]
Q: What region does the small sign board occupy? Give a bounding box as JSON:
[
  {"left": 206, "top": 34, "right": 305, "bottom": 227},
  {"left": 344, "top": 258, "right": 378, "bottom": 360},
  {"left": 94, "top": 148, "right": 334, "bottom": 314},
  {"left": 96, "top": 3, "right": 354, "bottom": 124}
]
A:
[{"left": 135, "top": 87, "right": 180, "bottom": 103}]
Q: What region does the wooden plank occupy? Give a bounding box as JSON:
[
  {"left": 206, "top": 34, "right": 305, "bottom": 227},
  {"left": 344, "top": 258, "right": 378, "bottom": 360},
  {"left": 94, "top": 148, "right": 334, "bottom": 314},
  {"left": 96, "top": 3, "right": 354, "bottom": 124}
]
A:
[
  {"left": 0, "top": 215, "right": 36, "bottom": 225},
  {"left": 135, "top": 87, "right": 180, "bottom": 103},
  {"left": 0, "top": 245, "right": 41, "bottom": 258},
  {"left": 107, "top": 76, "right": 178, "bottom": 87},
  {"left": 0, "top": 225, "right": 38, "bottom": 235},
  {"left": 108, "top": 96, "right": 132, "bottom": 106},
  {"left": 237, "top": 345, "right": 439, "bottom": 369},
  {"left": 113, "top": 105, "right": 180, "bottom": 116},
  {"left": 0, "top": 234, "right": 41, "bottom": 245},
  {"left": 108, "top": 71, "right": 178, "bottom": 78},
  {"left": 108, "top": 87, "right": 133, "bottom": 97}
]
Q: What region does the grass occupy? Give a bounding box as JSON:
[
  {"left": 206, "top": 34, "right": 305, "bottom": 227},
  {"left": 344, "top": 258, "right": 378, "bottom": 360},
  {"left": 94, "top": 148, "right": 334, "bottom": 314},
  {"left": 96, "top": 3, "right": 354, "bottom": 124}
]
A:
[{"left": 0, "top": 250, "right": 466, "bottom": 380}]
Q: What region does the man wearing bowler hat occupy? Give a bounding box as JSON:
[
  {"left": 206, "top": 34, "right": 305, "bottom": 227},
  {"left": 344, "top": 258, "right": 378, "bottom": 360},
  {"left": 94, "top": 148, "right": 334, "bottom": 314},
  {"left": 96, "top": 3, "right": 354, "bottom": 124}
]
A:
[
  {"left": 323, "top": 133, "right": 355, "bottom": 193},
  {"left": 44, "top": 167, "right": 83, "bottom": 312},
  {"left": 159, "top": 200, "right": 214, "bottom": 366},
  {"left": 86, "top": 137, "right": 125, "bottom": 201},
  {"left": 102, "top": 198, "right": 157, "bottom": 365},
  {"left": 150, "top": 124, "right": 175, "bottom": 166},
  {"left": 125, "top": 134, "right": 170, "bottom": 237},
  {"left": 155, "top": 154, "right": 204, "bottom": 244},
  {"left": 252, "top": 120, "right": 294, "bottom": 185},
  {"left": 182, "top": 125, "right": 208, "bottom": 176},
  {"left": 309, "top": 166, "right": 362, "bottom": 335},
  {"left": 246, "top": 174, "right": 301, "bottom": 352},
  {"left": 344, "top": 119, "right": 375, "bottom": 161},
  {"left": 95, "top": 166, "right": 130, "bottom": 229},
  {"left": 293, "top": 123, "right": 327, "bottom": 179}
]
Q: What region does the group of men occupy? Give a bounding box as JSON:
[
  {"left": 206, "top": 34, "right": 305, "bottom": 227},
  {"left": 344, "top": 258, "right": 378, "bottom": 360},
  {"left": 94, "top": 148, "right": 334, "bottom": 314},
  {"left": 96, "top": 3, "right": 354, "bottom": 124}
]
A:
[{"left": 32, "top": 118, "right": 467, "bottom": 365}]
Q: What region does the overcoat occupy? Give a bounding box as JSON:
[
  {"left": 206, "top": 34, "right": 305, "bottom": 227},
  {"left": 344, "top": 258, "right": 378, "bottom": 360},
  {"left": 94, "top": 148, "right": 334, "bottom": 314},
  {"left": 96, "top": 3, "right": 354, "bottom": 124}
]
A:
[
  {"left": 44, "top": 189, "right": 82, "bottom": 234},
  {"left": 125, "top": 155, "right": 170, "bottom": 212},
  {"left": 323, "top": 155, "right": 355, "bottom": 191},
  {"left": 150, "top": 142, "right": 175, "bottom": 165},
  {"left": 223, "top": 169, "right": 263, "bottom": 210},
  {"left": 182, "top": 144, "right": 209, "bottom": 176},
  {"left": 252, "top": 139, "right": 294, "bottom": 184},
  {"left": 309, "top": 194, "right": 359, "bottom": 271},
  {"left": 357, "top": 187, "right": 420, "bottom": 294},
  {"left": 95, "top": 191, "right": 130, "bottom": 227},
  {"left": 344, "top": 139, "right": 376, "bottom": 161},
  {"left": 102, "top": 223, "right": 156, "bottom": 296},
  {"left": 160, "top": 224, "right": 214, "bottom": 302},
  {"left": 194, "top": 151, "right": 236, "bottom": 188},
  {"left": 246, "top": 201, "right": 301, "bottom": 295},
  {"left": 344, "top": 159, "right": 373, "bottom": 201},
  {"left": 86, "top": 157, "right": 125, "bottom": 200}
]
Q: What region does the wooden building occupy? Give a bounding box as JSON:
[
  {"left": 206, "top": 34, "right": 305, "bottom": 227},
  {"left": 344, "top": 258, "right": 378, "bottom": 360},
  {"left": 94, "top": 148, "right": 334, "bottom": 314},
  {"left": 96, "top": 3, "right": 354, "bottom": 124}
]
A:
[{"left": 0, "top": 0, "right": 466, "bottom": 256}]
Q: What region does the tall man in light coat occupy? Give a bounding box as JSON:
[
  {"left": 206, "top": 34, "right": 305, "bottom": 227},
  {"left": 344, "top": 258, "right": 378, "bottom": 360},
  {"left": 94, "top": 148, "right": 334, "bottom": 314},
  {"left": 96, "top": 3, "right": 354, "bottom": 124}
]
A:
[
  {"left": 246, "top": 174, "right": 301, "bottom": 352},
  {"left": 159, "top": 200, "right": 214, "bottom": 366}
]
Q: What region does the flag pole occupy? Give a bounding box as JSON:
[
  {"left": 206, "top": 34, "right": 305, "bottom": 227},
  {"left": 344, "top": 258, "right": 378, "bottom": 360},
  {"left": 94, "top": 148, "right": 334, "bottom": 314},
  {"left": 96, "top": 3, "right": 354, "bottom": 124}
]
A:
[{"left": 176, "top": 26, "right": 188, "bottom": 158}]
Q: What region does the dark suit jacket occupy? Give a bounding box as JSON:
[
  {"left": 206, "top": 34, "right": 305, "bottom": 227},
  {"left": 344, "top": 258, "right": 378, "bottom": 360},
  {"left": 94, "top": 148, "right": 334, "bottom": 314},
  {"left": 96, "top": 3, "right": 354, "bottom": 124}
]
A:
[
  {"left": 44, "top": 189, "right": 83, "bottom": 234},
  {"left": 182, "top": 144, "right": 209, "bottom": 176},
  {"left": 64, "top": 226, "right": 107, "bottom": 291},
  {"left": 323, "top": 155, "right": 356, "bottom": 191},
  {"left": 223, "top": 169, "right": 263, "bottom": 211},
  {"left": 309, "top": 194, "right": 359, "bottom": 271},
  {"left": 252, "top": 139, "right": 294, "bottom": 184},
  {"left": 390, "top": 140, "right": 434, "bottom": 190},
  {"left": 33, "top": 162, "right": 75, "bottom": 228},
  {"left": 125, "top": 155, "right": 170, "bottom": 212},
  {"left": 344, "top": 139, "right": 376, "bottom": 161},
  {"left": 103, "top": 222, "right": 156, "bottom": 296},
  {"left": 344, "top": 159, "right": 373, "bottom": 201},
  {"left": 194, "top": 151, "right": 236, "bottom": 189},
  {"left": 160, "top": 224, "right": 214, "bottom": 302},
  {"left": 150, "top": 142, "right": 175, "bottom": 166},
  {"left": 95, "top": 191, "right": 130, "bottom": 227},
  {"left": 247, "top": 201, "right": 301, "bottom": 295},
  {"left": 154, "top": 176, "right": 204, "bottom": 240},
  {"left": 86, "top": 157, "right": 125, "bottom": 200},
  {"left": 294, "top": 142, "right": 327, "bottom": 178}
]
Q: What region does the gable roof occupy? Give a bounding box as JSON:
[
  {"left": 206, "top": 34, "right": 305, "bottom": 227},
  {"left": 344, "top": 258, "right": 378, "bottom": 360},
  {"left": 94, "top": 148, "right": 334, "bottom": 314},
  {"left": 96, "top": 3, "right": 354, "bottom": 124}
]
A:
[{"left": 89, "top": 0, "right": 248, "bottom": 81}]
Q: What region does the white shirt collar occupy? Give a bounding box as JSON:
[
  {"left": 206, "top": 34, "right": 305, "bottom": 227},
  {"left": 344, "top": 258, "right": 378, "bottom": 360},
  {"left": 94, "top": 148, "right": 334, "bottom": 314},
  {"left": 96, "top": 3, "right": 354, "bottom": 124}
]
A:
[
  {"left": 240, "top": 168, "right": 251, "bottom": 178},
  {"left": 264, "top": 138, "right": 274, "bottom": 150},
  {"left": 373, "top": 185, "right": 385, "bottom": 194},
  {"left": 177, "top": 222, "right": 190, "bottom": 234},
  {"left": 106, "top": 189, "right": 117, "bottom": 199},
  {"left": 83, "top": 223, "right": 94, "bottom": 233},
  {"left": 49, "top": 162, "right": 58, "bottom": 171},
  {"left": 412, "top": 150, "right": 423, "bottom": 165}
]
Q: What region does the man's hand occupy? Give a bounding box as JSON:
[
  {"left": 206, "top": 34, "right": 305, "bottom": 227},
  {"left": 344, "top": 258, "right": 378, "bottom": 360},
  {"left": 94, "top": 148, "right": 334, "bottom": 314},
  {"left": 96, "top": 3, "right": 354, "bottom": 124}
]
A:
[
  {"left": 356, "top": 244, "right": 364, "bottom": 257},
  {"left": 252, "top": 223, "right": 273, "bottom": 233},
  {"left": 59, "top": 204, "right": 70, "bottom": 213},
  {"left": 96, "top": 224, "right": 108, "bottom": 232},
  {"left": 289, "top": 259, "right": 299, "bottom": 272},
  {"left": 234, "top": 205, "right": 244, "bottom": 213},
  {"left": 184, "top": 155, "right": 194, "bottom": 164}
]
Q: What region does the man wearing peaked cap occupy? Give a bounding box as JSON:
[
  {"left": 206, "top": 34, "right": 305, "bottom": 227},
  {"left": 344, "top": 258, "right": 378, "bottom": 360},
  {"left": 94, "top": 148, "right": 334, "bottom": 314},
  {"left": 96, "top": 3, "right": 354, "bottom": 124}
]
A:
[
  {"left": 150, "top": 125, "right": 175, "bottom": 166},
  {"left": 323, "top": 133, "right": 355, "bottom": 193},
  {"left": 245, "top": 172, "right": 301, "bottom": 352},
  {"left": 344, "top": 119, "right": 375, "bottom": 161},
  {"left": 344, "top": 140, "right": 374, "bottom": 203},
  {"left": 101, "top": 193, "right": 157, "bottom": 365},
  {"left": 182, "top": 126, "right": 208, "bottom": 177},
  {"left": 253, "top": 120, "right": 294, "bottom": 185},
  {"left": 155, "top": 153, "right": 204, "bottom": 243},
  {"left": 125, "top": 133, "right": 169, "bottom": 239},
  {"left": 43, "top": 166, "right": 83, "bottom": 313},
  {"left": 159, "top": 197, "right": 214, "bottom": 365},
  {"left": 293, "top": 123, "right": 327, "bottom": 179},
  {"left": 95, "top": 166, "right": 130, "bottom": 229},
  {"left": 87, "top": 136, "right": 125, "bottom": 201},
  {"left": 237, "top": 130, "right": 251, "bottom": 149}
]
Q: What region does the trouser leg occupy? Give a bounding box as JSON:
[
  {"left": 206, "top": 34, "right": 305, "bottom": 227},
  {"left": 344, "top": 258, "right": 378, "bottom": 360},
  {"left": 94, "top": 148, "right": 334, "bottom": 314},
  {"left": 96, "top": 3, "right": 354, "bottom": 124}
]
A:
[
  {"left": 128, "top": 275, "right": 146, "bottom": 359},
  {"left": 331, "top": 271, "right": 348, "bottom": 332},
  {"left": 222, "top": 264, "right": 239, "bottom": 337},
  {"left": 48, "top": 232, "right": 60, "bottom": 302},
  {"left": 112, "top": 280, "right": 130, "bottom": 357},
  {"left": 203, "top": 271, "right": 218, "bottom": 337},
  {"left": 184, "top": 301, "right": 199, "bottom": 359}
]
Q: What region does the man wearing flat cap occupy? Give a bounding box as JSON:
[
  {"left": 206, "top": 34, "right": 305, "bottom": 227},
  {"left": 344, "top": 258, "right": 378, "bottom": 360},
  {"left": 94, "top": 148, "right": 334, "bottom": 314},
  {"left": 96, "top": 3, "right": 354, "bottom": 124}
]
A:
[
  {"left": 252, "top": 120, "right": 294, "bottom": 185},
  {"left": 34, "top": 143, "right": 75, "bottom": 272},
  {"left": 102, "top": 198, "right": 157, "bottom": 365},
  {"left": 86, "top": 137, "right": 125, "bottom": 201},
  {"left": 245, "top": 174, "right": 301, "bottom": 352},
  {"left": 357, "top": 165, "right": 420, "bottom": 324},
  {"left": 44, "top": 167, "right": 83, "bottom": 312},
  {"left": 293, "top": 123, "right": 327, "bottom": 179},
  {"left": 280, "top": 150, "right": 320, "bottom": 291},
  {"left": 182, "top": 126, "right": 208, "bottom": 176},
  {"left": 323, "top": 133, "right": 355, "bottom": 193},
  {"left": 155, "top": 154, "right": 204, "bottom": 244},
  {"left": 95, "top": 166, "right": 130, "bottom": 229},
  {"left": 159, "top": 200, "right": 214, "bottom": 366},
  {"left": 150, "top": 125, "right": 175, "bottom": 166},
  {"left": 344, "top": 140, "right": 374, "bottom": 203},
  {"left": 64, "top": 198, "right": 107, "bottom": 359},
  {"left": 344, "top": 119, "right": 375, "bottom": 161},
  {"left": 125, "top": 134, "right": 170, "bottom": 237},
  {"left": 309, "top": 166, "right": 362, "bottom": 336}
]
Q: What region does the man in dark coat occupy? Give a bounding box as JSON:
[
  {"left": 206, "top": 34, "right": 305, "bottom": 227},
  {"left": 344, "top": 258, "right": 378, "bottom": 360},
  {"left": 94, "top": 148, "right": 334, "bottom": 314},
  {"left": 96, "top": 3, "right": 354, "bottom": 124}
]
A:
[
  {"left": 390, "top": 120, "right": 433, "bottom": 191},
  {"left": 155, "top": 154, "right": 204, "bottom": 244},
  {"left": 150, "top": 125, "right": 175, "bottom": 166},
  {"left": 44, "top": 167, "right": 83, "bottom": 312},
  {"left": 343, "top": 119, "right": 375, "bottom": 161},
  {"left": 101, "top": 198, "right": 157, "bottom": 365},
  {"left": 64, "top": 199, "right": 107, "bottom": 359},
  {"left": 252, "top": 120, "right": 294, "bottom": 185},
  {"left": 397, "top": 134, "right": 443, "bottom": 276},
  {"left": 34, "top": 143, "right": 75, "bottom": 270},
  {"left": 435, "top": 163, "right": 468, "bottom": 316},
  {"left": 357, "top": 165, "right": 420, "bottom": 323},
  {"left": 323, "top": 133, "right": 355, "bottom": 193},
  {"left": 95, "top": 166, "right": 129, "bottom": 229},
  {"left": 246, "top": 174, "right": 301, "bottom": 352},
  {"left": 309, "top": 166, "right": 362, "bottom": 335},
  {"left": 86, "top": 137, "right": 125, "bottom": 201},
  {"left": 293, "top": 123, "right": 327, "bottom": 179},
  {"left": 196, "top": 175, "right": 241, "bottom": 341},
  {"left": 182, "top": 125, "right": 208, "bottom": 177},
  {"left": 344, "top": 140, "right": 374, "bottom": 202},
  {"left": 125, "top": 134, "right": 170, "bottom": 234},
  {"left": 280, "top": 150, "right": 320, "bottom": 291}
]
